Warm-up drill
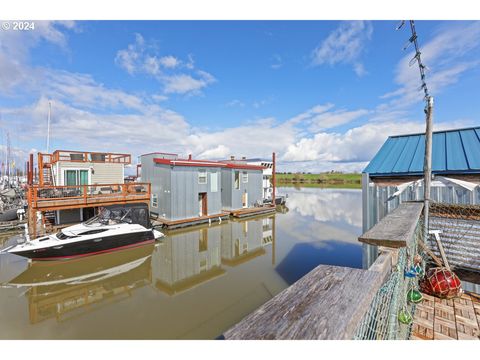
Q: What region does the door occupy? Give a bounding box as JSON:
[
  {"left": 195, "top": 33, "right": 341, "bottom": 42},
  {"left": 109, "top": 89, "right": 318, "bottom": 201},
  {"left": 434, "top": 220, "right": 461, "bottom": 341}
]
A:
[
  {"left": 65, "top": 169, "right": 89, "bottom": 194},
  {"left": 198, "top": 193, "right": 207, "bottom": 216},
  {"left": 242, "top": 192, "right": 248, "bottom": 208}
]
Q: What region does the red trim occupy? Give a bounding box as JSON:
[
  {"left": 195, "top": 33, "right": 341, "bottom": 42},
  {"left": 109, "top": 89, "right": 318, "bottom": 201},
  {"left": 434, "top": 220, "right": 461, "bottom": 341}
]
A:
[
  {"left": 153, "top": 158, "right": 226, "bottom": 168},
  {"left": 153, "top": 158, "right": 265, "bottom": 170},
  {"left": 32, "top": 239, "right": 155, "bottom": 261}
]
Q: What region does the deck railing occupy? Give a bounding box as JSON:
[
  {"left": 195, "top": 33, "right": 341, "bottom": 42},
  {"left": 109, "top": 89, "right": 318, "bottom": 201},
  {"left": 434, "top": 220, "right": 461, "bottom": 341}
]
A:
[
  {"left": 30, "top": 182, "right": 151, "bottom": 210},
  {"left": 39, "top": 150, "right": 131, "bottom": 166}
]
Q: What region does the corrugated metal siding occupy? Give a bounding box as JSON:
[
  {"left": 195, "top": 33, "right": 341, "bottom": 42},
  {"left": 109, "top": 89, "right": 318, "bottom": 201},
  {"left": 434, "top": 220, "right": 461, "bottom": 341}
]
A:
[
  {"left": 364, "top": 127, "right": 480, "bottom": 176},
  {"left": 170, "top": 166, "right": 223, "bottom": 221},
  {"left": 151, "top": 226, "right": 222, "bottom": 286},
  {"left": 221, "top": 168, "right": 263, "bottom": 210}
]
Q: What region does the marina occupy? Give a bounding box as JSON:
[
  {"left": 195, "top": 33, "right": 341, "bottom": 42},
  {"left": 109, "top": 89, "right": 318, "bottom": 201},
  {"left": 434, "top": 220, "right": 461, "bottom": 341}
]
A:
[
  {"left": 1, "top": 16, "right": 479, "bottom": 345},
  {"left": 0, "top": 187, "right": 363, "bottom": 339}
]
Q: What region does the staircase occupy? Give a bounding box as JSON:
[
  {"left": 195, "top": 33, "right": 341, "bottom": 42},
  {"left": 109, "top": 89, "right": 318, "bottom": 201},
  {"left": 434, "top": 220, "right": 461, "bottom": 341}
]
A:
[
  {"left": 42, "top": 164, "right": 54, "bottom": 186},
  {"left": 43, "top": 210, "right": 56, "bottom": 232}
]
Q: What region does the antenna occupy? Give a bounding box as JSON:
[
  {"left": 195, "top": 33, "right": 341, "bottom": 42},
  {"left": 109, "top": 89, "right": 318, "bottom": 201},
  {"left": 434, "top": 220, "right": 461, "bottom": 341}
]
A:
[
  {"left": 46, "top": 100, "right": 51, "bottom": 154},
  {"left": 397, "top": 20, "right": 433, "bottom": 242}
]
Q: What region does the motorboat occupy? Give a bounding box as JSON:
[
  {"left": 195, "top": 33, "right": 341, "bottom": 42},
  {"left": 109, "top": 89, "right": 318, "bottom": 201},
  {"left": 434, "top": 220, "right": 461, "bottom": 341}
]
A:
[{"left": 4, "top": 203, "right": 164, "bottom": 261}]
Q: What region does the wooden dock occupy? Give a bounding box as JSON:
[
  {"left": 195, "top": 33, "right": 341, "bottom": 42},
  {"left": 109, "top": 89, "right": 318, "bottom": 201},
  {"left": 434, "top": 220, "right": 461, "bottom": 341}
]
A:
[
  {"left": 226, "top": 206, "right": 276, "bottom": 218},
  {"left": 411, "top": 292, "right": 480, "bottom": 340},
  {"left": 151, "top": 213, "right": 229, "bottom": 229}
]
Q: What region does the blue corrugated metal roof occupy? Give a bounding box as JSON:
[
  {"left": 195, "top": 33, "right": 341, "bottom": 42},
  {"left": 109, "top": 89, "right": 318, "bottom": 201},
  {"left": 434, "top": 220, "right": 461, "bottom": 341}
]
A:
[{"left": 363, "top": 126, "right": 480, "bottom": 176}]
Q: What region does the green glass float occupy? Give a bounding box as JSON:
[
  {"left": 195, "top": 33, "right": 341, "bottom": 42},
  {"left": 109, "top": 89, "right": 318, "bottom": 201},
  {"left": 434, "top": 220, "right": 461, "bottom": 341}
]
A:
[
  {"left": 407, "top": 288, "right": 423, "bottom": 303},
  {"left": 398, "top": 308, "right": 412, "bottom": 325}
]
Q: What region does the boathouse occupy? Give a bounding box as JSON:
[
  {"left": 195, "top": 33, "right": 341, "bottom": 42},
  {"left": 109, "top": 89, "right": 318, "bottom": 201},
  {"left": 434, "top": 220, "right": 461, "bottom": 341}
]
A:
[
  {"left": 221, "top": 160, "right": 264, "bottom": 211},
  {"left": 140, "top": 153, "right": 225, "bottom": 222},
  {"left": 362, "top": 126, "right": 480, "bottom": 232},
  {"left": 140, "top": 153, "right": 266, "bottom": 225}
]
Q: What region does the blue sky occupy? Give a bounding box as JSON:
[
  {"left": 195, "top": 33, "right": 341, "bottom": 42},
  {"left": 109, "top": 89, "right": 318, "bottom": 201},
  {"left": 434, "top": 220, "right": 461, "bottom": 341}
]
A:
[{"left": 1, "top": 20, "right": 480, "bottom": 172}]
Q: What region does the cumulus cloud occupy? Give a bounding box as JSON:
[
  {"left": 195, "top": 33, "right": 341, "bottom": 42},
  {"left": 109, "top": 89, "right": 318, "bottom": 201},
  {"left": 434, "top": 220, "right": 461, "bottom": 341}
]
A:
[
  {"left": 311, "top": 21, "right": 373, "bottom": 76},
  {"left": 115, "top": 34, "right": 215, "bottom": 95},
  {"left": 163, "top": 71, "right": 216, "bottom": 94}
]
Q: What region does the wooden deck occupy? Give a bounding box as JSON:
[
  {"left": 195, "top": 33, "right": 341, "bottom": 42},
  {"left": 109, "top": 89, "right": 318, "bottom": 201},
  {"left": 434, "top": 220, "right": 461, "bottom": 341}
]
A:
[
  {"left": 151, "top": 213, "right": 229, "bottom": 229},
  {"left": 226, "top": 206, "right": 276, "bottom": 218},
  {"left": 410, "top": 292, "right": 480, "bottom": 340}
]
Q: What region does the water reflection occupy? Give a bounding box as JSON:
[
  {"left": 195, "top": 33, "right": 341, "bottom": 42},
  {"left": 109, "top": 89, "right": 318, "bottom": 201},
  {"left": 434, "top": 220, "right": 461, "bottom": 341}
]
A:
[
  {"left": 0, "top": 187, "right": 362, "bottom": 339},
  {"left": 7, "top": 244, "right": 154, "bottom": 324},
  {"left": 3, "top": 215, "right": 276, "bottom": 327}
]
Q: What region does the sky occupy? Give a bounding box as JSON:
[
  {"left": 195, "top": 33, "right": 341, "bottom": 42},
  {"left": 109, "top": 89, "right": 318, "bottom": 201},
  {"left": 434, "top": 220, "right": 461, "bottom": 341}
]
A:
[{"left": 1, "top": 20, "right": 480, "bottom": 173}]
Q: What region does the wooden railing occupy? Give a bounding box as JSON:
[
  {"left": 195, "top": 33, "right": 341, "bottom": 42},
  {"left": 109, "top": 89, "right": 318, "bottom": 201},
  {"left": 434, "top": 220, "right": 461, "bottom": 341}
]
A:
[
  {"left": 39, "top": 150, "right": 132, "bottom": 166},
  {"left": 30, "top": 182, "right": 151, "bottom": 211}
]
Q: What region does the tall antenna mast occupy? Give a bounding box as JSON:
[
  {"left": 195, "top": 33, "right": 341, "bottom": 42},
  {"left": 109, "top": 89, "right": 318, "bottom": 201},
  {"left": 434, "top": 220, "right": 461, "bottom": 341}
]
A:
[
  {"left": 398, "top": 20, "right": 433, "bottom": 241},
  {"left": 46, "top": 100, "right": 51, "bottom": 153}
]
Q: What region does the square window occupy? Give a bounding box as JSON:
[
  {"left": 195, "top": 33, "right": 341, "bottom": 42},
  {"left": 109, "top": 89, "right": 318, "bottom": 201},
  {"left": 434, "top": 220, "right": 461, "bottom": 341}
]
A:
[
  {"left": 242, "top": 171, "right": 248, "bottom": 183},
  {"left": 198, "top": 170, "right": 207, "bottom": 184},
  {"left": 152, "top": 193, "right": 158, "bottom": 208}
]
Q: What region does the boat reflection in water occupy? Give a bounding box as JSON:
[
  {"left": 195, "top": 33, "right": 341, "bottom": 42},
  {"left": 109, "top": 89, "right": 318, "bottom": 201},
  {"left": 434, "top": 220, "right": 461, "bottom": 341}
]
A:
[
  {"left": 7, "top": 243, "right": 154, "bottom": 324},
  {"left": 4, "top": 214, "right": 276, "bottom": 327}
]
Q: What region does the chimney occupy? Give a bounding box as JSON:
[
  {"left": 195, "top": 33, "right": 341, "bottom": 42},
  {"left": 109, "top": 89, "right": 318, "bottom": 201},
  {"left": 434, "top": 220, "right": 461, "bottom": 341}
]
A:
[
  {"left": 241, "top": 156, "right": 246, "bottom": 160},
  {"left": 230, "top": 155, "right": 235, "bottom": 161},
  {"left": 188, "top": 154, "right": 192, "bottom": 160}
]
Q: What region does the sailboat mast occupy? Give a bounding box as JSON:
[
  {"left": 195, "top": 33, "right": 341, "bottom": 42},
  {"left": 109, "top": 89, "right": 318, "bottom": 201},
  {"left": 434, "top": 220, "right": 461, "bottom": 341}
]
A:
[{"left": 46, "top": 100, "right": 51, "bottom": 154}]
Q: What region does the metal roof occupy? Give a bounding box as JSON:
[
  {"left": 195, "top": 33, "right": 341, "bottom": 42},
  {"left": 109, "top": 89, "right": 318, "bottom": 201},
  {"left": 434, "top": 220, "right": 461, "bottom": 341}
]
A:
[
  {"left": 363, "top": 126, "right": 480, "bottom": 176},
  {"left": 153, "top": 158, "right": 265, "bottom": 171}
]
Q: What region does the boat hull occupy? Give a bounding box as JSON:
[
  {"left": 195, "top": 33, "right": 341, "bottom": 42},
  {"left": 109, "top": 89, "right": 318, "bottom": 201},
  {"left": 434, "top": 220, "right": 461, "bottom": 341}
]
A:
[{"left": 10, "top": 230, "right": 155, "bottom": 261}]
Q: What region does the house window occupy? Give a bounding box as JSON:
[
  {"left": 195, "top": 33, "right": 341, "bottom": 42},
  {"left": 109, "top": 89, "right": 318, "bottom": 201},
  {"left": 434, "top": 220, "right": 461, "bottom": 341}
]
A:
[
  {"left": 152, "top": 193, "right": 158, "bottom": 208},
  {"left": 198, "top": 170, "right": 207, "bottom": 184},
  {"left": 242, "top": 171, "right": 248, "bottom": 183},
  {"left": 210, "top": 172, "right": 218, "bottom": 192},
  {"left": 234, "top": 171, "right": 240, "bottom": 189}
]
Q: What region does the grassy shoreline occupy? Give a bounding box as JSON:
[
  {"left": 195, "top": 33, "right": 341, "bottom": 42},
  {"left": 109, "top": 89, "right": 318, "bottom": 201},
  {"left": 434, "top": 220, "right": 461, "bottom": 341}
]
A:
[{"left": 276, "top": 173, "right": 361, "bottom": 189}]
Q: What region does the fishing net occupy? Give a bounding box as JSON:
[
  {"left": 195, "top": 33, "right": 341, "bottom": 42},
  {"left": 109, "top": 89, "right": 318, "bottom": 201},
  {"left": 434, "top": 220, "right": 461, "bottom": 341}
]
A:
[
  {"left": 427, "top": 202, "right": 480, "bottom": 277},
  {"left": 354, "top": 220, "right": 424, "bottom": 340}
]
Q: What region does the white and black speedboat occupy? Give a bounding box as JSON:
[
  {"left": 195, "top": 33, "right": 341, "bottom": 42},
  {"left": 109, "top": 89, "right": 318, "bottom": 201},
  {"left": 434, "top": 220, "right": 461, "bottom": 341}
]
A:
[{"left": 5, "top": 203, "right": 164, "bottom": 261}]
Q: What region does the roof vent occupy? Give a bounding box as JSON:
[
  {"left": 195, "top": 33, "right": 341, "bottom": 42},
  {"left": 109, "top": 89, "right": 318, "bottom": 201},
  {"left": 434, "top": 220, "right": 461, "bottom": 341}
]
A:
[{"left": 230, "top": 156, "right": 235, "bottom": 160}]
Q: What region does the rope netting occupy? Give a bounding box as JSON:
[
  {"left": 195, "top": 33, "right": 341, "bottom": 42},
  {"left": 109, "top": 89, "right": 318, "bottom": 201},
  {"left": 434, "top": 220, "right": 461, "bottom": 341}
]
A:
[
  {"left": 354, "top": 221, "right": 425, "bottom": 340},
  {"left": 428, "top": 202, "right": 480, "bottom": 275},
  {"left": 355, "top": 201, "right": 480, "bottom": 340}
]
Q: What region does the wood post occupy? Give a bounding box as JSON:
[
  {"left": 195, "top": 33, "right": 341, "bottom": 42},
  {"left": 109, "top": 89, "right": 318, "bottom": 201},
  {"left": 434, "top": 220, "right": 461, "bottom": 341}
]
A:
[
  {"left": 272, "top": 152, "right": 276, "bottom": 206},
  {"left": 423, "top": 96, "right": 434, "bottom": 244}
]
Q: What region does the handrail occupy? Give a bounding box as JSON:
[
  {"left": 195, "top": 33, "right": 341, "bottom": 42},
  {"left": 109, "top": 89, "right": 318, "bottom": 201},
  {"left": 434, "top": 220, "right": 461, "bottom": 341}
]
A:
[
  {"left": 30, "top": 182, "right": 151, "bottom": 208},
  {"left": 38, "top": 150, "right": 132, "bottom": 166}
]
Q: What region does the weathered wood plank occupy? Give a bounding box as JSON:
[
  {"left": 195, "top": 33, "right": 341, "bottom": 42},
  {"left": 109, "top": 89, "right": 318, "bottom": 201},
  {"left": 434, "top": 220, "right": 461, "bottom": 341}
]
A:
[
  {"left": 223, "top": 264, "right": 384, "bottom": 340},
  {"left": 358, "top": 202, "right": 424, "bottom": 248}
]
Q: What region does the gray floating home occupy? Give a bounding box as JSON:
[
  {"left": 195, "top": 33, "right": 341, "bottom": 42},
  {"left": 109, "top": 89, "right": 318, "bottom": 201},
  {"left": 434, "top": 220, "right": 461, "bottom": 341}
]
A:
[{"left": 140, "top": 153, "right": 265, "bottom": 223}]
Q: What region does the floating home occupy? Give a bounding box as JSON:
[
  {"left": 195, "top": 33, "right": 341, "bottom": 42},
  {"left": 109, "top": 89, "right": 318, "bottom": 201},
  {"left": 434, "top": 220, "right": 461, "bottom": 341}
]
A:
[
  {"left": 140, "top": 153, "right": 267, "bottom": 226},
  {"left": 27, "top": 150, "right": 150, "bottom": 236}
]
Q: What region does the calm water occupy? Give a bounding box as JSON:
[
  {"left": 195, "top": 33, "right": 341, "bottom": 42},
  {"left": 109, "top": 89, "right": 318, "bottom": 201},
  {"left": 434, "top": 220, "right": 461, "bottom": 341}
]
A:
[{"left": 0, "top": 187, "right": 362, "bottom": 339}]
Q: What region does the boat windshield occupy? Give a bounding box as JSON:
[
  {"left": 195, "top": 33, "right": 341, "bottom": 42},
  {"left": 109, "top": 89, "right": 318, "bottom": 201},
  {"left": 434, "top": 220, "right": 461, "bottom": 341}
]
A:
[{"left": 84, "top": 208, "right": 133, "bottom": 226}]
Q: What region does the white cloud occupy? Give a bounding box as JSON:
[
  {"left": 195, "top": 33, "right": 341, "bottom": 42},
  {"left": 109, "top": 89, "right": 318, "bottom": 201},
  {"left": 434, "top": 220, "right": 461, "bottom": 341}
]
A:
[
  {"left": 286, "top": 103, "right": 367, "bottom": 131},
  {"left": 159, "top": 56, "right": 180, "bottom": 69},
  {"left": 197, "top": 145, "right": 231, "bottom": 159},
  {"left": 271, "top": 54, "right": 283, "bottom": 69},
  {"left": 311, "top": 21, "right": 372, "bottom": 76},
  {"left": 163, "top": 71, "right": 216, "bottom": 94},
  {"left": 0, "top": 21, "right": 75, "bottom": 94},
  {"left": 353, "top": 63, "right": 367, "bottom": 77},
  {"left": 381, "top": 21, "right": 480, "bottom": 109},
  {"left": 115, "top": 35, "right": 215, "bottom": 95},
  {"left": 225, "top": 99, "right": 245, "bottom": 107},
  {"left": 115, "top": 33, "right": 144, "bottom": 75}
]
